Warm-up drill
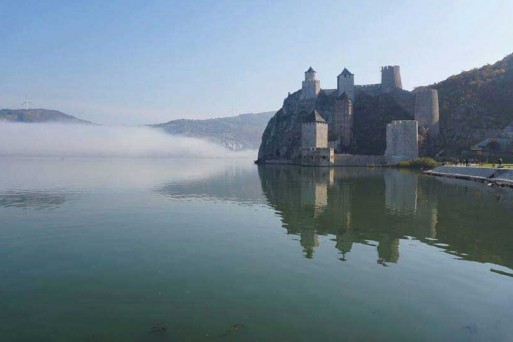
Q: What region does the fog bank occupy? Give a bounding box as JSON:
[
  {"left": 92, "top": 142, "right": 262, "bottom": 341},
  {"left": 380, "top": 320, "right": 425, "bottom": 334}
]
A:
[{"left": 0, "top": 123, "right": 256, "bottom": 158}]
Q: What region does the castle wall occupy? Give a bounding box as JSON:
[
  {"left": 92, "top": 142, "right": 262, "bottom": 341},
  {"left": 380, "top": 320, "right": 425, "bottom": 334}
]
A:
[
  {"left": 355, "top": 84, "right": 381, "bottom": 97},
  {"left": 333, "top": 154, "right": 385, "bottom": 166},
  {"left": 302, "top": 122, "right": 328, "bottom": 149},
  {"left": 385, "top": 120, "right": 418, "bottom": 162},
  {"left": 414, "top": 88, "right": 440, "bottom": 136},
  {"left": 381, "top": 66, "right": 403, "bottom": 92},
  {"left": 300, "top": 148, "right": 334, "bottom": 166}
]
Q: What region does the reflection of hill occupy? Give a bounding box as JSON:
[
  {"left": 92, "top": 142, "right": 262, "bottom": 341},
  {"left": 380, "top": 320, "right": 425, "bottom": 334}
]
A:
[
  {"left": 0, "top": 191, "right": 67, "bottom": 210},
  {"left": 258, "top": 166, "right": 513, "bottom": 271},
  {"left": 157, "top": 165, "right": 266, "bottom": 206}
]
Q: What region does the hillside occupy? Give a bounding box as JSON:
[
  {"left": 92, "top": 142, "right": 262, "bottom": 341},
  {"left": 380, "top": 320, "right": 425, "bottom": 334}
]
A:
[
  {"left": 429, "top": 53, "right": 513, "bottom": 154},
  {"left": 0, "top": 109, "right": 92, "bottom": 124},
  {"left": 152, "top": 111, "right": 275, "bottom": 150}
]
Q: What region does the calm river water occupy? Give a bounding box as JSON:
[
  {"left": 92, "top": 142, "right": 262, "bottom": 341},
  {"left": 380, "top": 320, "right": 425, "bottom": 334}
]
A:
[{"left": 1, "top": 158, "right": 512, "bottom": 341}]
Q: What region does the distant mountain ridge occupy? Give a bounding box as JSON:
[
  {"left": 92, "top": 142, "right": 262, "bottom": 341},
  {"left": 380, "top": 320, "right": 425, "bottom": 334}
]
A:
[
  {"left": 0, "top": 108, "right": 275, "bottom": 151},
  {"left": 152, "top": 111, "right": 275, "bottom": 150},
  {"left": 0, "top": 109, "right": 92, "bottom": 124}
]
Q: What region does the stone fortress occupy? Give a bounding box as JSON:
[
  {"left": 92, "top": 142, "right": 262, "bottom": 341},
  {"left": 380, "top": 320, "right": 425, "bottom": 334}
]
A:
[{"left": 257, "top": 64, "right": 441, "bottom": 166}]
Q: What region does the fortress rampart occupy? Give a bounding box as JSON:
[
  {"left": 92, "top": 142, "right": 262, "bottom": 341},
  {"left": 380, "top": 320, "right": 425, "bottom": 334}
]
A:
[{"left": 355, "top": 84, "right": 381, "bottom": 97}]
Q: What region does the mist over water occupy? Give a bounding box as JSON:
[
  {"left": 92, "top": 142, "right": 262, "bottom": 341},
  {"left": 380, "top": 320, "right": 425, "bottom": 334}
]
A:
[{"left": 0, "top": 122, "right": 256, "bottom": 158}]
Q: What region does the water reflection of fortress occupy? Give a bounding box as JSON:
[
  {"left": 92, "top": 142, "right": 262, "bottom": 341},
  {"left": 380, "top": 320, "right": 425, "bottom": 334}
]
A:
[
  {"left": 259, "top": 167, "right": 438, "bottom": 262},
  {"left": 157, "top": 165, "right": 513, "bottom": 271},
  {"left": 258, "top": 166, "right": 513, "bottom": 269}
]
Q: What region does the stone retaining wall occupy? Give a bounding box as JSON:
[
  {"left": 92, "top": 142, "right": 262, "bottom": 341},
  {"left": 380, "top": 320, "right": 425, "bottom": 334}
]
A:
[
  {"left": 425, "top": 166, "right": 513, "bottom": 188},
  {"left": 333, "top": 154, "right": 385, "bottom": 166}
]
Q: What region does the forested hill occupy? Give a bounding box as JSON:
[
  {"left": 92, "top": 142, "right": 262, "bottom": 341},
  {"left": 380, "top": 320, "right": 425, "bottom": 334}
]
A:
[
  {"left": 152, "top": 111, "right": 275, "bottom": 150},
  {"left": 429, "top": 53, "right": 513, "bottom": 154},
  {"left": 0, "top": 109, "right": 92, "bottom": 124}
]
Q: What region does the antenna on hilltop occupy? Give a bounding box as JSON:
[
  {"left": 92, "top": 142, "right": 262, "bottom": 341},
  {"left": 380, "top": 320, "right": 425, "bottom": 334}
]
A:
[{"left": 22, "top": 95, "right": 33, "bottom": 110}]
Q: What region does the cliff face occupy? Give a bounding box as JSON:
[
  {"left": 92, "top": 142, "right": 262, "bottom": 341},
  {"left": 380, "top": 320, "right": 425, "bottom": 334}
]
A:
[
  {"left": 258, "top": 89, "right": 414, "bottom": 161},
  {"left": 429, "top": 53, "right": 513, "bottom": 154}
]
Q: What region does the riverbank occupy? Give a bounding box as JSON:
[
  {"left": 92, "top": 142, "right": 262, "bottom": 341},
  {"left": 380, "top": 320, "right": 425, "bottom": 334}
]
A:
[{"left": 425, "top": 165, "right": 513, "bottom": 188}]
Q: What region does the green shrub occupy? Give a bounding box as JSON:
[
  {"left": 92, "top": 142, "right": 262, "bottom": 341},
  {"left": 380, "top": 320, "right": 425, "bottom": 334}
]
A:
[{"left": 396, "top": 158, "right": 438, "bottom": 170}]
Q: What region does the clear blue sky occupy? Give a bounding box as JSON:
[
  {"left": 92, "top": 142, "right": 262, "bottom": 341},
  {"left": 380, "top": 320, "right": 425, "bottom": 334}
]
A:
[{"left": 1, "top": 0, "right": 512, "bottom": 124}]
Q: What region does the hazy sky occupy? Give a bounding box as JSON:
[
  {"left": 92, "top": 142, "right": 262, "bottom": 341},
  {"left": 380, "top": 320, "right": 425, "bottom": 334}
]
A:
[{"left": 1, "top": 0, "right": 512, "bottom": 125}]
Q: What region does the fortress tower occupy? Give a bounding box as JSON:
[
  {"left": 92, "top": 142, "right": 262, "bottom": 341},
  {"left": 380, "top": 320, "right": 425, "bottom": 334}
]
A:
[
  {"left": 301, "top": 67, "right": 321, "bottom": 100},
  {"left": 381, "top": 66, "right": 403, "bottom": 93},
  {"left": 302, "top": 110, "right": 328, "bottom": 148},
  {"left": 385, "top": 120, "right": 418, "bottom": 162},
  {"left": 337, "top": 68, "right": 354, "bottom": 100},
  {"left": 301, "top": 110, "right": 333, "bottom": 166},
  {"left": 332, "top": 92, "right": 353, "bottom": 151},
  {"left": 414, "top": 88, "right": 440, "bottom": 137}
]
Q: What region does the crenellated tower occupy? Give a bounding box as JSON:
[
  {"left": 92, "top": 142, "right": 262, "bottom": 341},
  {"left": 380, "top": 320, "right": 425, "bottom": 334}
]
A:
[
  {"left": 381, "top": 66, "right": 403, "bottom": 92},
  {"left": 337, "top": 68, "right": 354, "bottom": 100},
  {"left": 301, "top": 67, "right": 321, "bottom": 100}
]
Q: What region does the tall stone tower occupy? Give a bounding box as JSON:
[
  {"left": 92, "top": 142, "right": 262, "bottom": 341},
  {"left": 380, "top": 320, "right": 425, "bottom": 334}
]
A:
[
  {"left": 332, "top": 92, "right": 353, "bottom": 151},
  {"left": 381, "top": 66, "right": 403, "bottom": 92},
  {"left": 385, "top": 120, "right": 419, "bottom": 162},
  {"left": 301, "top": 67, "right": 321, "bottom": 100},
  {"left": 302, "top": 110, "right": 328, "bottom": 148},
  {"left": 337, "top": 68, "right": 354, "bottom": 100},
  {"left": 414, "top": 88, "right": 440, "bottom": 137}
]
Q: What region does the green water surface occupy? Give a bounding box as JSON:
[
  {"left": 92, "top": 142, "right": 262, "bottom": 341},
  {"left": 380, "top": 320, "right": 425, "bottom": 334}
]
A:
[{"left": 0, "top": 158, "right": 512, "bottom": 341}]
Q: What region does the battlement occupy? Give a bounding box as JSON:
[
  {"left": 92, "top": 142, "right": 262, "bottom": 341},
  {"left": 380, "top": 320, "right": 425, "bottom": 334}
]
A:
[
  {"left": 381, "top": 65, "right": 402, "bottom": 92},
  {"left": 355, "top": 84, "right": 381, "bottom": 89},
  {"left": 381, "top": 65, "right": 399, "bottom": 71},
  {"left": 355, "top": 84, "right": 381, "bottom": 95}
]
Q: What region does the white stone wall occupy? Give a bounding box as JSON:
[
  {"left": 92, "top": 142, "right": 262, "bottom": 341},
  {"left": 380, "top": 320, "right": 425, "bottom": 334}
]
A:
[
  {"left": 316, "top": 122, "right": 328, "bottom": 148},
  {"left": 302, "top": 122, "right": 328, "bottom": 149},
  {"left": 385, "top": 120, "right": 419, "bottom": 162}
]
